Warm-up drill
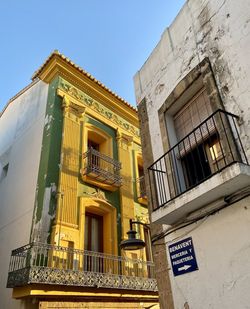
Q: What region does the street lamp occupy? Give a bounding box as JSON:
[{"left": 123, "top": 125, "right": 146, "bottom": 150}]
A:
[{"left": 120, "top": 219, "right": 149, "bottom": 251}]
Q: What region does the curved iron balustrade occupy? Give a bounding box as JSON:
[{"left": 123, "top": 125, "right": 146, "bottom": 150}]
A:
[{"left": 7, "top": 242, "right": 157, "bottom": 292}]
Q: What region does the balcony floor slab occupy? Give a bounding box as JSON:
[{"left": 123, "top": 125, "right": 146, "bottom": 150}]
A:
[{"left": 152, "top": 163, "right": 250, "bottom": 225}]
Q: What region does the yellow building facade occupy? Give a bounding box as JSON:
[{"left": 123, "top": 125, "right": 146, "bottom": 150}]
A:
[{"left": 6, "top": 51, "right": 158, "bottom": 308}]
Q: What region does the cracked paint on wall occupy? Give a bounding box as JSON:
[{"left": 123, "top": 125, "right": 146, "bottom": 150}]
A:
[{"left": 31, "top": 77, "right": 63, "bottom": 243}]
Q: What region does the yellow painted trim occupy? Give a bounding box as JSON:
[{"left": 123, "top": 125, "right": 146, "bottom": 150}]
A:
[
  {"left": 83, "top": 122, "right": 113, "bottom": 157},
  {"left": 79, "top": 197, "right": 118, "bottom": 255},
  {"left": 56, "top": 100, "right": 81, "bottom": 227},
  {"left": 52, "top": 95, "right": 83, "bottom": 248},
  {"left": 36, "top": 54, "right": 139, "bottom": 127},
  {"left": 12, "top": 286, "right": 32, "bottom": 298},
  {"left": 80, "top": 122, "right": 120, "bottom": 191},
  {"left": 81, "top": 175, "right": 119, "bottom": 192},
  {"left": 53, "top": 221, "right": 78, "bottom": 229},
  {"left": 134, "top": 151, "right": 142, "bottom": 180},
  {"left": 57, "top": 88, "right": 141, "bottom": 145},
  {"left": 138, "top": 197, "right": 148, "bottom": 206},
  {"left": 13, "top": 286, "right": 158, "bottom": 299},
  {"left": 133, "top": 151, "right": 147, "bottom": 205},
  {"left": 33, "top": 51, "right": 137, "bottom": 113},
  {"left": 57, "top": 89, "right": 85, "bottom": 111}
]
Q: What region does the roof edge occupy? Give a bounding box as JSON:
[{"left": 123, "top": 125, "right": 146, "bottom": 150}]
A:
[
  {"left": 32, "top": 50, "right": 137, "bottom": 113},
  {"left": 0, "top": 78, "right": 40, "bottom": 118}
]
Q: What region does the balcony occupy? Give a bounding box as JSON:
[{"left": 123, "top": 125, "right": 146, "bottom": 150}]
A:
[
  {"left": 148, "top": 109, "right": 250, "bottom": 224},
  {"left": 7, "top": 243, "right": 157, "bottom": 292},
  {"left": 82, "top": 148, "right": 122, "bottom": 190}
]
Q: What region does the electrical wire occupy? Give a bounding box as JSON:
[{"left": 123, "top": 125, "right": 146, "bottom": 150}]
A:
[
  {"left": 0, "top": 207, "right": 34, "bottom": 232},
  {"left": 151, "top": 187, "right": 250, "bottom": 246}
]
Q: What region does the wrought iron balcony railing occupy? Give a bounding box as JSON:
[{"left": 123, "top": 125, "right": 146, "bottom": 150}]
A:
[
  {"left": 82, "top": 148, "right": 122, "bottom": 186},
  {"left": 7, "top": 243, "right": 157, "bottom": 291},
  {"left": 137, "top": 176, "right": 147, "bottom": 198},
  {"left": 148, "top": 109, "right": 249, "bottom": 211}
]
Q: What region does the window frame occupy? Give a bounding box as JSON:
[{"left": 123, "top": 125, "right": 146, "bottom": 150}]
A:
[
  {"left": 156, "top": 58, "right": 225, "bottom": 201},
  {"left": 81, "top": 123, "right": 121, "bottom": 191},
  {"left": 134, "top": 151, "right": 147, "bottom": 204},
  {"left": 80, "top": 197, "right": 118, "bottom": 256}
]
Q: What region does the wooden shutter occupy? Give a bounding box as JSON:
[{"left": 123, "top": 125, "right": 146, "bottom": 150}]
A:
[{"left": 174, "top": 88, "right": 215, "bottom": 155}]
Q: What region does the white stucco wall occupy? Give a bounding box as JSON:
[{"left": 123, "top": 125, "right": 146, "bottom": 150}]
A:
[
  {"left": 134, "top": 0, "right": 250, "bottom": 308},
  {"left": 165, "top": 197, "right": 250, "bottom": 309},
  {"left": 0, "top": 80, "right": 48, "bottom": 309},
  {"left": 134, "top": 0, "right": 250, "bottom": 162}
]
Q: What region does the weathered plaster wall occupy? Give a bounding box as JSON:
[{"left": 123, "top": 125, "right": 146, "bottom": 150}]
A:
[
  {"left": 31, "top": 77, "right": 63, "bottom": 245},
  {"left": 0, "top": 80, "right": 48, "bottom": 309},
  {"left": 134, "top": 0, "right": 250, "bottom": 308},
  {"left": 134, "top": 0, "right": 250, "bottom": 162}
]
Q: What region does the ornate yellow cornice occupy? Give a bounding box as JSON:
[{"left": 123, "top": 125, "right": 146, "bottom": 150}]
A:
[
  {"left": 32, "top": 50, "right": 138, "bottom": 125},
  {"left": 57, "top": 78, "right": 140, "bottom": 141}
]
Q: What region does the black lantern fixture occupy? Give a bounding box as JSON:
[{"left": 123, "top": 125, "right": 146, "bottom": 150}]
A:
[{"left": 120, "top": 219, "right": 149, "bottom": 251}]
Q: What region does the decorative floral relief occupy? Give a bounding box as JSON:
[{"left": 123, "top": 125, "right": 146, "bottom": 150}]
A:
[{"left": 58, "top": 78, "right": 140, "bottom": 138}]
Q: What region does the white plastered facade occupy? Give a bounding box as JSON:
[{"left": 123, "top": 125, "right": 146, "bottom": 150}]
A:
[
  {"left": 0, "top": 80, "right": 48, "bottom": 309},
  {"left": 134, "top": 0, "right": 250, "bottom": 308}
]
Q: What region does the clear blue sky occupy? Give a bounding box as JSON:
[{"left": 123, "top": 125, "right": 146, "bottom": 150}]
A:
[{"left": 0, "top": 0, "right": 185, "bottom": 112}]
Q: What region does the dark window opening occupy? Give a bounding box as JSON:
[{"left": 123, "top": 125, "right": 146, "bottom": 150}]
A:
[
  {"left": 181, "top": 142, "right": 211, "bottom": 188},
  {"left": 2, "top": 163, "right": 9, "bottom": 179},
  {"left": 138, "top": 165, "right": 146, "bottom": 198},
  {"left": 138, "top": 165, "right": 144, "bottom": 178},
  {"left": 87, "top": 140, "right": 100, "bottom": 168},
  {"left": 88, "top": 140, "right": 99, "bottom": 151}
]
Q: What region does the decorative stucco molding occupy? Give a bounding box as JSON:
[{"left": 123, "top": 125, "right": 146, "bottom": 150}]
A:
[{"left": 58, "top": 78, "right": 140, "bottom": 138}]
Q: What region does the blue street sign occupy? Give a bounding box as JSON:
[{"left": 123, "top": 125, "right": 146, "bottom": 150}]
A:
[{"left": 168, "top": 237, "right": 198, "bottom": 276}]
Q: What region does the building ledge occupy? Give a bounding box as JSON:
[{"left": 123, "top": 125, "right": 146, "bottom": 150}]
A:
[
  {"left": 81, "top": 174, "right": 120, "bottom": 192},
  {"left": 138, "top": 197, "right": 148, "bottom": 206},
  {"left": 12, "top": 284, "right": 158, "bottom": 300},
  {"left": 151, "top": 163, "right": 250, "bottom": 225}
]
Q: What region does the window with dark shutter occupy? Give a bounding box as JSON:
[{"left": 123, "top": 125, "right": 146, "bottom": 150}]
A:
[{"left": 174, "top": 88, "right": 215, "bottom": 155}]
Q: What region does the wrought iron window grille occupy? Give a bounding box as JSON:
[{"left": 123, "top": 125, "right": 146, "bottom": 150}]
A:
[{"left": 148, "top": 109, "right": 249, "bottom": 211}]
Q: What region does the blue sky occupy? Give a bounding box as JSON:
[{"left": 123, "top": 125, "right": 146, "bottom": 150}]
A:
[{"left": 0, "top": 0, "right": 185, "bottom": 112}]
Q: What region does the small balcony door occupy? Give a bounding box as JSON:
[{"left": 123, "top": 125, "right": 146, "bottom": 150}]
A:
[
  {"left": 84, "top": 212, "right": 103, "bottom": 252},
  {"left": 84, "top": 212, "right": 103, "bottom": 272}
]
